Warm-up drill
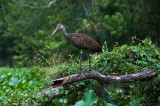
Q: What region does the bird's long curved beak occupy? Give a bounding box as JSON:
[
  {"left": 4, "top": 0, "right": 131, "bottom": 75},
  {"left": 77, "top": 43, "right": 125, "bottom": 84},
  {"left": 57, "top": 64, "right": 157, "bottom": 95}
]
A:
[{"left": 51, "top": 28, "right": 59, "bottom": 37}]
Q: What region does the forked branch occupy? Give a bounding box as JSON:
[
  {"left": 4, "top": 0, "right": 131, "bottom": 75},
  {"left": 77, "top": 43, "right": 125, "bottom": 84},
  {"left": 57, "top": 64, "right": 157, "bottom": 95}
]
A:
[{"left": 51, "top": 70, "right": 156, "bottom": 88}]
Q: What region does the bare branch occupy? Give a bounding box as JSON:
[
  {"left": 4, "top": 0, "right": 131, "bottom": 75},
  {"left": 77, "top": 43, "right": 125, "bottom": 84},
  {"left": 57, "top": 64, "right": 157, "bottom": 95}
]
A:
[
  {"left": 35, "top": 69, "right": 156, "bottom": 103},
  {"left": 51, "top": 70, "right": 156, "bottom": 87},
  {"left": 25, "top": 4, "right": 47, "bottom": 9},
  {"left": 17, "top": 0, "right": 57, "bottom": 26},
  {"left": 24, "top": 0, "right": 57, "bottom": 9},
  {"left": 18, "top": 9, "right": 43, "bottom": 27},
  {"left": 48, "top": 0, "right": 57, "bottom": 8},
  {"left": 82, "top": 2, "right": 88, "bottom": 16},
  {"left": 0, "top": 0, "right": 6, "bottom": 15}
]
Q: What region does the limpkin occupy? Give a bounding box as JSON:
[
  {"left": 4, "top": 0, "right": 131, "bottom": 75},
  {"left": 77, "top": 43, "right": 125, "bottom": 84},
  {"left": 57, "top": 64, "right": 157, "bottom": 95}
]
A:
[{"left": 51, "top": 24, "right": 102, "bottom": 71}]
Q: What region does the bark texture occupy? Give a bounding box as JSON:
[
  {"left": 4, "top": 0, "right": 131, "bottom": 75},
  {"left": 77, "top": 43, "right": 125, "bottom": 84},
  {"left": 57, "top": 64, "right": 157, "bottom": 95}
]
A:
[{"left": 51, "top": 70, "right": 156, "bottom": 87}]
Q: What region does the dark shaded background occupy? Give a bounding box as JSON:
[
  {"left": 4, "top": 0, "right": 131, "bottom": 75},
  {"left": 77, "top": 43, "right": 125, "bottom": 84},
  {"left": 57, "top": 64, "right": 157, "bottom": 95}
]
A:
[{"left": 0, "top": 0, "right": 159, "bottom": 66}]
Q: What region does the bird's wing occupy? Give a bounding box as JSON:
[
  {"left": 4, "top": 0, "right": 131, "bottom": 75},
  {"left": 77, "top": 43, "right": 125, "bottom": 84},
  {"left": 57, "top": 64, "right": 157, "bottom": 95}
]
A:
[{"left": 69, "top": 33, "right": 102, "bottom": 52}]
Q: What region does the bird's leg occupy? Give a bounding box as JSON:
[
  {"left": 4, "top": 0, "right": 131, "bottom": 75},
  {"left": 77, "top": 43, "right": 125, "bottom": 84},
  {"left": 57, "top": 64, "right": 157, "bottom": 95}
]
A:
[
  {"left": 88, "top": 53, "right": 91, "bottom": 71},
  {"left": 80, "top": 50, "right": 82, "bottom": 71}
]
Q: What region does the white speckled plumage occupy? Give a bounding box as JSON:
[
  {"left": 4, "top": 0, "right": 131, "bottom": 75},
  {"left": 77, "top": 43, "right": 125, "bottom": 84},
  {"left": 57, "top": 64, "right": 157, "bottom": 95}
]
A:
[
  {"left": 51, "top": 24, "right": 102, "bottom": 52},
  {"left": 68, "top": 33, "right": 102, "bottom": 52},
  {"left": 51, "top": 24, "right": 102, "bottom": 71}
]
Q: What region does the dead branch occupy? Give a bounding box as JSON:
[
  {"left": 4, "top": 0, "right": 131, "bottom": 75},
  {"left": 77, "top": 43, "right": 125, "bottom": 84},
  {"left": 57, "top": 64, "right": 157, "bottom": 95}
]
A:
[
  {"left": 35, "top": 69, "right": 156, "bottom": 104},
  {"left": 51, "top": 70, "right": 156, "bottom": 88},
  {"left": 81, "top": 2, "right": 88, "bottom": 16},
  {"left": 0, "top": 1, "right": 6, "bottom": 15}
]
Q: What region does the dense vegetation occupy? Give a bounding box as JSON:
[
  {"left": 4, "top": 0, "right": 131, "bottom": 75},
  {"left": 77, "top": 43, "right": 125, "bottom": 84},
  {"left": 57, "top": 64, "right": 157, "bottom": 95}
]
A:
[
  {"left": 0, "top": 67, "right": 47, "bottom": 105},
  {"left": 0, "top": 0, "right": 160, "bottom": 105},
  {"left": 0, "top": 0, "right": 160, "bottom": 66},
  {"left": 1, "top": 38, "right": 160, "bottom": 105}
]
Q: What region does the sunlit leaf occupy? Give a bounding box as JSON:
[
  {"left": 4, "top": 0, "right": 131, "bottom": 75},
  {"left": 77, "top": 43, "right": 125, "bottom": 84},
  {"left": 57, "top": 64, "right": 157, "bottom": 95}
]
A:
[
  {"left": 127, "top": 98, "right": 141, "bottom": 106},
  {"left": 9, "top": 77, "right": 19, "bottom": 86},
  {"left": 74, "top": 90, "right": 98, "bottom": 106}
]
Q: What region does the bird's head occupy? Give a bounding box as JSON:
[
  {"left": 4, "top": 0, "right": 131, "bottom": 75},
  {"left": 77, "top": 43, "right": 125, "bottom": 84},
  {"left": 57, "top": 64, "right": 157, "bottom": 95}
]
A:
[{"left": 51, "top": 24, "right": 64, "bottom": 37}]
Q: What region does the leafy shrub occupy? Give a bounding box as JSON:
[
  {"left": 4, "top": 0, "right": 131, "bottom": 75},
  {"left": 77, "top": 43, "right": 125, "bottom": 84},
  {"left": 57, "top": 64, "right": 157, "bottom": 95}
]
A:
[
  {"left": 49, "top": 38, "right": 160, "bottom": 105},
  {"left": 1, "top": 38, "right": 159, "bottom": 105},
  {"left": 0, "top": 67, "right": 48, "bottom": 105},
  {"left": 1, "top": 0, "right": 160, "bottom": 66},
  {"left": 93, "top": 37, "right": 160, "bottom": 75}
]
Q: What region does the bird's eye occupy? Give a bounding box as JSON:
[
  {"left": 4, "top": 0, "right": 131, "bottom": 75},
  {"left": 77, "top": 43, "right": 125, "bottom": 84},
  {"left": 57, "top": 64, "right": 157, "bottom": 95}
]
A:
[{"left": 59, "top": 26, "right": 60, "bottom": 27}]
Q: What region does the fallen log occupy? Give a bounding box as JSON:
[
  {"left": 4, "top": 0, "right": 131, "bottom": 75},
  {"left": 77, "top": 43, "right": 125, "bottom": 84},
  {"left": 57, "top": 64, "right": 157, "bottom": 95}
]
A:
[
  {"left": 35, "top": 69, "right": 156, "bottom": 104},
  {"left": 51, "top": 70, "right": 156, "bottom": 88}
]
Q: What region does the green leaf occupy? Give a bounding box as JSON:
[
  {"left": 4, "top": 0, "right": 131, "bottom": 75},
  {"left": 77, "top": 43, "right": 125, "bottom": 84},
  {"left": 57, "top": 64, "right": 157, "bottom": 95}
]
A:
[
  {"left": 0, "top": 90, "right": 3, "bottom": 96},
  {"left": 65, "top": 90, "right": 69, "bottom": 95},
  {"left": 29, "top": 78, "right": 38, "bottom": 85},
  {"left": 127, "top": 98, "right": 141, "bottom": 106},
  {"left": 158, "top": 96, "right": 160, "bottom": 102},
  {"left": 99, "top": 93, "right": 120, "bottom": 105},
  {"left": 74, "top": 90, "right": 98, "bottom": 106},
  {"left": 103, "top": 101, "right": 117, "bottom": 106},
  {"left": 9, "top": 77, "right": 19, "bottom": 86}
]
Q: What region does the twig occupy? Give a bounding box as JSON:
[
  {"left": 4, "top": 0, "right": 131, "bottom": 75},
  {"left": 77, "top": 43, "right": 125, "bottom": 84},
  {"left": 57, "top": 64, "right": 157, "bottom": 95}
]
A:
[
  {"left": 82, "top": 2, "right": 88, "bottom": 16},
  {"left": 24, "top": 0, "right": 57, "bottom": 9}
]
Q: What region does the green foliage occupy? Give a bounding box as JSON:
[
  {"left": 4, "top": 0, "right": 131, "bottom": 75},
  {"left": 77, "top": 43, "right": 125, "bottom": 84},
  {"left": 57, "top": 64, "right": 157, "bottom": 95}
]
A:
[
  {"left": 0, "top": 38, "right": 160, "bottom": 105},
  {"left": 104, "top": 12, "right": 126, "bottom": 38},
  {"left": 0, "top": 0, "right": 160, "bottom": 66},
  {"left": 127, "top": 98, "right": 142, "bottom": 106},
  {"left": 74, "top": 90, "right": 98, "bottom": 106},
  {"left": 0, "top": 0, "right": 160, "bottom": 105},
  {"left": 0, "top": 67, "right": 48, "bottom": 105},
  {"left": 49, "top": 38, "right": 160, "bottom": 106},
  {"left": 56, "top": 38, "right": 160, "bottom": 76},
  {"left": 102, "top": 102, "right": 117, "bottom": 106},
  {"left": 93, "top": 37, "right": 160, "bottom": 75}
]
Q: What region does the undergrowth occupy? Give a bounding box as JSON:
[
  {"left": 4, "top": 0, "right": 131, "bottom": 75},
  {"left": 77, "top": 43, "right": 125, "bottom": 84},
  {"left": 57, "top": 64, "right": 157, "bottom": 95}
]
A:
[
  {"left": 0, "top": 67, "right": 49, "bottom": 105},
  {"left": 0, "top": 38, "right": 160, "bottom": 105},
  {"left": 47, "top": 37, "right": 160, "bottom": 105}
]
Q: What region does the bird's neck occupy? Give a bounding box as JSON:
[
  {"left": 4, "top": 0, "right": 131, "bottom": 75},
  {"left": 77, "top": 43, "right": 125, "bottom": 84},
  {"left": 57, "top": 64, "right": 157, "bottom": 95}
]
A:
[{"left": 61, "top": 28, "right": 70, "bottom": 39}]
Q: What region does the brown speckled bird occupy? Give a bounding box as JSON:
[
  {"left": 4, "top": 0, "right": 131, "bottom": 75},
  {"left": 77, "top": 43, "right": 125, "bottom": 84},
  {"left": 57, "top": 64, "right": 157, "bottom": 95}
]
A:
[{"left": 51, "top": 24, "right": 102, "bottom": 71}]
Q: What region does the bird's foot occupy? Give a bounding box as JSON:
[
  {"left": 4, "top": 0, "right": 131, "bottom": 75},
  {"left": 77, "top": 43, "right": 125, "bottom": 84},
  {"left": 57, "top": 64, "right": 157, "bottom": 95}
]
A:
[{"left": 86, "top": 69, "right": 92, "bottom": 71}]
